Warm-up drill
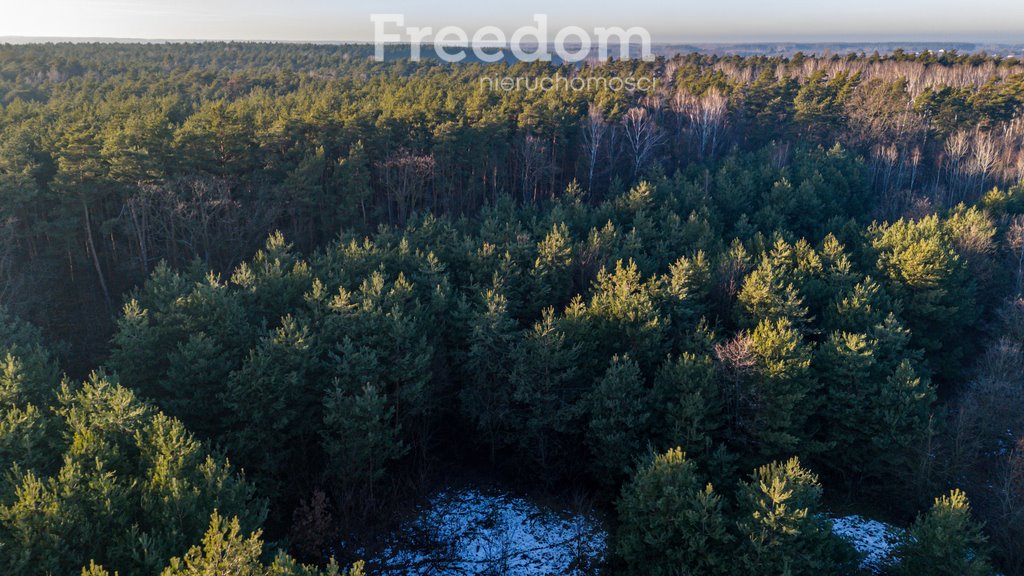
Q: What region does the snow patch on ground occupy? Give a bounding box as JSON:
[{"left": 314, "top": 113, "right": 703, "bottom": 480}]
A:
[
  {"left": 831, "top": 514, "right": 903, "bottom": 573},
  {"left": 373, "top": 489, "right": 901, "bottom": 575},
  {"left": 376, "top": 489, "right": 607, "bottom": 575}
]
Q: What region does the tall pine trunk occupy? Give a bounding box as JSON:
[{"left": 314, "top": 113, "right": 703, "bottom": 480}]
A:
[{"left": 82, "top": 195, "right": 112, "bottom": 316}]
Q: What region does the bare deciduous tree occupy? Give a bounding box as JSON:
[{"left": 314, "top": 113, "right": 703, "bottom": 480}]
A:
[
  {"left": 622, "top": 107, "right": 664, "bottom": 179},
  {"left": 944, "top": 130, "right": 971, "bottom": 205},
  {"left": 674, "top": 88, "right": 729, "bottom": 162},
  {"left": 971, "top": 129, "right": 999, "bottom": 195},
  {"left": 378, "top": 150, "right": 436, "bottom": 225},
  {"left": 514, "top": 134, "right": 552, "bottom": 204},
  {"left": 580, "top": 104, "right": 608, "bottom": 194},
  {"left": 715, "top": 333, "right": 758, "bottom": 441}
]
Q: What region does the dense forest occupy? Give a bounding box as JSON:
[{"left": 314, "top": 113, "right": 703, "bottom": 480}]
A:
[{"left": 1, "top": 42, "right": 1024, "bottom": 575}]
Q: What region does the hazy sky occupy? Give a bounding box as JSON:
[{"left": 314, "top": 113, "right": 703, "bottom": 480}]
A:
[{"left": 1, "top": 0, "right": 1022, "bottom": 42}]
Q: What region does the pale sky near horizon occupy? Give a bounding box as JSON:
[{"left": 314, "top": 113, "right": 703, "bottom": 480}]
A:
[{"left": 0, "top": 0, "right": 1022, "bottom": 43}]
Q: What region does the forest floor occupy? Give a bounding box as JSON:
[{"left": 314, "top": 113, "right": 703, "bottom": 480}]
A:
[
  {"left": 830, "top": 515, "right": 903, "bottom": 574},
  {"left": 373, "top": 487, "right": 608, "bottom": 575}
]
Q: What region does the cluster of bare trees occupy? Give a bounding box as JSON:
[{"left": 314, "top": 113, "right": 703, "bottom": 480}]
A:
[
  {"left": 672, "top": 88, "right": 730, "bottom": 162},
  {"left": 579, "top": 89, "right": 730, "bottom": 188},
  {"left": 864, "top": 113, "right": 1024, "bottom": 214},
  {"left": 124, "top": 177, "right": 279, "bottom": 272},
  {"left": 691, "top": 57, "right": 1024, "bottom": 216},
  {"left": 844, "top": 78, "right": 927, "bottom": 199},
  {"left": 578, "top": 56, "right": 1021, "bottom": 210},
  {"left": 377, "top": 150, "right": 437, "bottom": 225},
  {"left": 939, "top": 122, "right": 1024, "bottom": 206},
  {"left": 715, "top": 58, "right": 1024, "bottom": 96}
]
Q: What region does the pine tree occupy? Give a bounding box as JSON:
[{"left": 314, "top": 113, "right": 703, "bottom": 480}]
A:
[
  {"left": 223, "top": 316, "right": 320, "bottom": 501},
  {"left": 529, "top": 222, "right": 575, "bottom": 317},
  {"left": 0, "top": 373, "right": 263, "bottom": 576},
  {"left": 459, "top": 288, "right": 519, "bottom": 459},
  {"left": 616, "top": 447, "right": 732, "bottom": 576},
  {"left": 870, "top": 215, "right": 977, "bottom": 380},
  {"left": 0, "top": 312, "right": 61, "bottom": 479},
  {"left": 742, "top": 318, "right": 820, "bottom": 458},
  {"left": 737, "top": 238, "right": 814, "bottom": 329},
  {"left": 569, "top": 259, "right": 669, "bottom": 374},
  {"left": 332, "top": 140, "right": 373, "bottom": 229},
  {"left": 161, "top": 332, "right": 233, "bottom": 438},
  {"left": 735, "top": 457, "right": 857, "bottom": 576},
  {"left": 283, "top": 147, "right": 328, "bottom": 245},
  {"left": 585, "top": 355, "right": 652, "bottom": 483},
  {"left": 816, "top": 317, "right": 935, "bottom": 485},
  {"left": 660, "top": 251, "right": 712, "bottom": 335},
  {"left": 322, "top": 383, "right": 407, "bottom": 509},
  {"left": 653, "top": 352, "right": 724, "bottom": 459},
  {"left": 894, "top": 489, "right": 994, "bottom": 576},
  {"left": 823, "top": 276, "right": 896, "bottom": 334},
  {"left": 160, "top": 511, "right": 359, "bottom": 576},
  {"left": 509, "top": 309, "right": 581, "bottom": 482}
]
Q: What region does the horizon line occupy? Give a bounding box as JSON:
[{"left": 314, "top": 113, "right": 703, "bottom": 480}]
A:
[{"left": 2, "top": 35, "right": 1023, "bottom": 47}]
